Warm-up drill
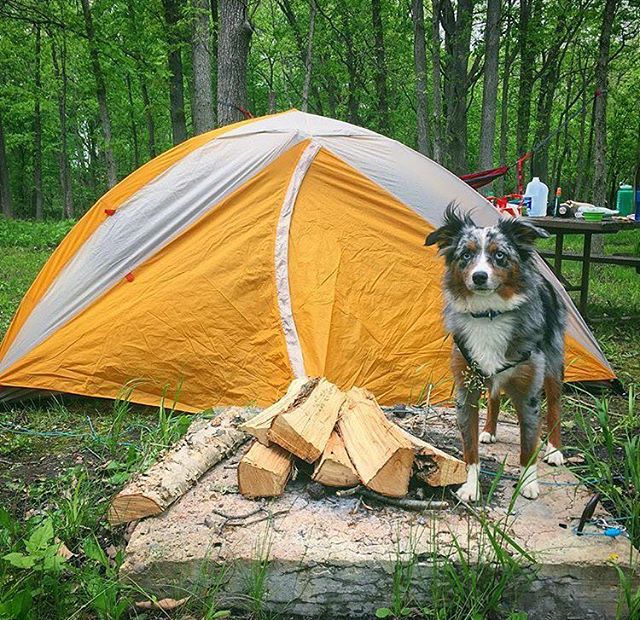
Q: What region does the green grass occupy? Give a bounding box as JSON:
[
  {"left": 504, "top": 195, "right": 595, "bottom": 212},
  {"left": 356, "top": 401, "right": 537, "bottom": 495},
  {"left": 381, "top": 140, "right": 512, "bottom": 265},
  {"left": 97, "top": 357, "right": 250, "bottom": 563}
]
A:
[{"left": 0, "top": 218, "right": 638, "bottom": 619}]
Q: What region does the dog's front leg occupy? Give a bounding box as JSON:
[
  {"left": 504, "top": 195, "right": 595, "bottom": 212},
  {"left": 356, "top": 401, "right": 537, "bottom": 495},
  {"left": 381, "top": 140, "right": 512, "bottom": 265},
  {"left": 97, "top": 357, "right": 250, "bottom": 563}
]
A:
[
  {"left": 511, "top": 392, "right": 543, "bottom": 500},
  {"left": 455, "top": 385, "right": 482, "bottom": 502}
]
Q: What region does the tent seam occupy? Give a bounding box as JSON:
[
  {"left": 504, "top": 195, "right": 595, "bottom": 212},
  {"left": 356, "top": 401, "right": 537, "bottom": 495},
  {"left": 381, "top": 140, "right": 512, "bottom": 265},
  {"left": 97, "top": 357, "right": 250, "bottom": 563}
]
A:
[{"left": 274, "top": 141, "right": 321, "bottom": 379}]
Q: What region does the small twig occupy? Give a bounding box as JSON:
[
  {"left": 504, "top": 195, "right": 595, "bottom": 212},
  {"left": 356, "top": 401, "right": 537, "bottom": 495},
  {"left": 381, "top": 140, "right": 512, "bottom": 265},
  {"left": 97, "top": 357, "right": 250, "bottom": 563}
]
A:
[
  {"left": 209, "top": 507, "right": 265, "bottom": 521},
  {"left": 336, "top": 485, "right": 449, "bottom": 510},
  {"left": 225, "top": 509, "right": 289, "bottom": 528}
]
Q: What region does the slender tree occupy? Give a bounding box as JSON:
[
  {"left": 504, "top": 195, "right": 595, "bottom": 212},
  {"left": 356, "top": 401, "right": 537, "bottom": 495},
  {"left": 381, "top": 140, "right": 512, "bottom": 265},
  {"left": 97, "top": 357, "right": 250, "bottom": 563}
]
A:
[
  {"left": 430, "top": 0, "right": 444, "bottom": 163},
  {"left": 50, "top": 27, "right": 74, "bottom": 219},
  {"left": 478, "top": 0, "right": 501, "bottom": 171},
  {"left": 126, "top": 0, "right": 158, "bottom": 159},
  {"left": 33, "top": 23, "right": 43, "bottom": 220},
  {"left": 163, "top": 0, "right": 188, "bottom": 143},
  {"left": 191, "top": 0, "right": 214, "bottom": 134},
  {"left": 412, "top": 0, "right": 429, "bottom": 156},
  {"left": 217, "top": 0, "right": 252, "bottom": 125},
  {"left": 515, "top": 0, "right": 535, "bottom": 159},
  {"left": 440, "top": 0, "right": 475, "bottom": 174},
  {"left": 125, "top": 74, "right": 141, "bottom": 169},
  {"left": 592, "top": 0, "right": 619, "bottom": 208},
  {"left": 80, "top": 0, "right": 118, "bottom": 188},
  {"left": 0, "top": 108, "right": 12, "bottom": 218},
  {"left": 497, "top": 0, "right": 515, "bottom": 194},
  {"left": 302, "top": 0, "right": 316, "bottom": 112},
  {"left": 371, "top": 0, "right": 389, "bottom": 134}
]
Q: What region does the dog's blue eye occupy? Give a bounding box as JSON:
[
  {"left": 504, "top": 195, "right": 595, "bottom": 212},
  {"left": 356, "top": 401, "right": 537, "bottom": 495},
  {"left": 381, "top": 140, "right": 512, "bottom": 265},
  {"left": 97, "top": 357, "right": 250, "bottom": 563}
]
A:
[
  {"left": 462, "top": 252, "right": 472, "bottom": 260},
  {"left": 495, "top": 251, "right": 505, "bottom": 260}
]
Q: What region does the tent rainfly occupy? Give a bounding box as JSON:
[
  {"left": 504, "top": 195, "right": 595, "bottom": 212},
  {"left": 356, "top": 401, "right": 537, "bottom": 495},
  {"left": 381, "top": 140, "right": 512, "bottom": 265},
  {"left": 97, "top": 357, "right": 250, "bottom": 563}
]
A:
[{"left": 0, "top": 111, "right": 615, "bottom": 411}]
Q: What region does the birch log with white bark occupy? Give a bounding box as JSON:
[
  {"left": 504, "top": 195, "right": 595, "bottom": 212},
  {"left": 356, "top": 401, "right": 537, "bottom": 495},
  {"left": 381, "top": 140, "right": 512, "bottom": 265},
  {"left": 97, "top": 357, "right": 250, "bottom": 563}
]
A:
[{"left": 107, "top": 407, "right": 256, "bottom": 525}]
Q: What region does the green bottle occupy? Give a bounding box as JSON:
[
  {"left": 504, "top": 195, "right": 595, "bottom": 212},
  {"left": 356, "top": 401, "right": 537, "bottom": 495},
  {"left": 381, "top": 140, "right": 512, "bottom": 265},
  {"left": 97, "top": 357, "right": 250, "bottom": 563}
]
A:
[{"left": 616, "top": 184, "right": 634, "bottom": 216}]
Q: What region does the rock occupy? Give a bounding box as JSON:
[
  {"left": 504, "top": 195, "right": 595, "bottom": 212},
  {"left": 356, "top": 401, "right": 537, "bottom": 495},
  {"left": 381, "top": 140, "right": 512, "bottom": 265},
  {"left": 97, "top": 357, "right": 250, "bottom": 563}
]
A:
[{"left": 121, "top": 408, "right": 638, "bottom": 619}]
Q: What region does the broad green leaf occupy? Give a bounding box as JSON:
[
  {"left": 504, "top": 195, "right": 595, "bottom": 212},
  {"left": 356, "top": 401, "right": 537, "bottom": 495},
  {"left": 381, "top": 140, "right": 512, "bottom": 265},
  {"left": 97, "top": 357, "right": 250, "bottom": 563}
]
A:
[
  {"left": 25, "top": 519, "right": 54, "bottom": 554},
  {"left": 2, "top": 552, "right": 35, "bottom": 569}
]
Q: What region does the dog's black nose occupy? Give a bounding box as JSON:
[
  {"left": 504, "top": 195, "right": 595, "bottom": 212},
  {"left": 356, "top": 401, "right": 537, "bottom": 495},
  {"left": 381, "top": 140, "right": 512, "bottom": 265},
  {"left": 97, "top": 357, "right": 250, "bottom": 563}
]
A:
[{"left": 472, "top": 271, "right": 488, "bottom": 285}]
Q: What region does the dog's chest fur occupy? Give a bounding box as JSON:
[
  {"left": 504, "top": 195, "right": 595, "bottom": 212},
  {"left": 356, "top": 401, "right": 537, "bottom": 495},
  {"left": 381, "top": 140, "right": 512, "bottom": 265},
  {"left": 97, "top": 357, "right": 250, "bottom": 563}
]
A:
[{"left": 457, "top": 314, "right": 517, "bottom": 376}]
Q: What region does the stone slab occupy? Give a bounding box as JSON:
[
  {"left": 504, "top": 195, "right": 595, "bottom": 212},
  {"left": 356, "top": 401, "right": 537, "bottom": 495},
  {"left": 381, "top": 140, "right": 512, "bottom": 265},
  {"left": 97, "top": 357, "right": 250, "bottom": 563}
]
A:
[{"left": 121, "top": 408, "right": 638, "bottom": 618}]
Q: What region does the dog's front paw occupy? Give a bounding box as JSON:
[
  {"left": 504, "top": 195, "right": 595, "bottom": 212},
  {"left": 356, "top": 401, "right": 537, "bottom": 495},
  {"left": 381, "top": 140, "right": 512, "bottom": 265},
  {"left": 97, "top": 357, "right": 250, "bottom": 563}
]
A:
[
  {"left": 479, "top": 431, "right": 496, "bottom": 444},
  {"left": 456, "top": 482, "right": 480, "bottom": 502},
  {"left": 456, "top": 464, "right": 480, "bottom": 502},
  {"left": 520, "top": 479, "right": 539, "bottom": 499},
  {"left": 519, "top": 465, "right": 539, "bottom": 500},
  {"left": 543, "top": 443, "right": 565, "bottom": 466}
]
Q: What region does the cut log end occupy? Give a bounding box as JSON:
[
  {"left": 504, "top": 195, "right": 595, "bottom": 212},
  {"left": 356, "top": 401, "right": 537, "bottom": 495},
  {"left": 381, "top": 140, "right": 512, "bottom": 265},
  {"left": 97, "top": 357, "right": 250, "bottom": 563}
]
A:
[
  {"left": 366, "top": 448, "right": 415, "bottom": 497},
  {"left": 338, "top": 387, "right": 414, "bottom": 497},
  {"left": 268, "top": 378, "right": 345, "bottom": 463},
  {"left": 240, "top": 378, "right": 318, "bottom": 446},
  {"left": 312, "top": 431, "right": 359, "bottom": 488},
  {"left": 238, "top": 442, "right": 292, "bottom": 498},
  {"left": 107, "top": 494, "right": 162, "bottom": 525}
]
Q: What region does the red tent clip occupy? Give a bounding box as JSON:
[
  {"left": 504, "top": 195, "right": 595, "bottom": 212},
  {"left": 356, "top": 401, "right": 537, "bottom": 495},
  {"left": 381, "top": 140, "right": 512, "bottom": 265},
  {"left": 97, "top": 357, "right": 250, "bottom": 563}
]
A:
[
  {"left": 105, "top": 209, "right": 116, "bottom": 216},
  {"left": 124, "top": 272, "right": 135, "bottom": 282}
]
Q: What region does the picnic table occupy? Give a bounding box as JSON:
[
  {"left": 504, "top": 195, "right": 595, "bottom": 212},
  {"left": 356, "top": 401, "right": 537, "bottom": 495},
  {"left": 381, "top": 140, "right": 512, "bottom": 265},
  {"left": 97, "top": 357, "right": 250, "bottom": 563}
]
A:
[{"left": 525, "top": 216, "right": 640, "bottom": 319}]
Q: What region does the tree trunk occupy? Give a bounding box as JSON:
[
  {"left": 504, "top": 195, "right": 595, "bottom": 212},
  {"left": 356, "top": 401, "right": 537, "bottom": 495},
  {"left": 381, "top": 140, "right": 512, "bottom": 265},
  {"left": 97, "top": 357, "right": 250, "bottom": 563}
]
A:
[
  {"left": 478, "top": 0, "right": 501, "bottom": 171},
  {"left": 441, "top": 0, "right": 474, "bottom": 174},
  {"left": 126, "top": 74, "right": 140, "bottom": 169},
  {"left": 0, "top": 109, "right": 12, "bottom": 218},
  {"left": 371, "top": 0, "right": 390, "bottom": 134},
  {"left": 341, "top": 9, "right": 360, "bottom": 125},
  {"left": 191, "top": 0, "right": 214, "bottom": 134},
  {"left": 515, "top": 0, "right": 534, "bottom": 159},
  {"left": 127, "top": 0, "right": 158, "bottom": 159},
  {"left": 217, "top": 0, "right": 252, "bottom": 126},
  {"left": 430, "top": 0, "right": 444, "bottom": 163},
  {"left": 33, "top": 24, "right": 44, "bottom": 220},
  {"left": 140, "top": 80, "right": 157, "bottom": 159},
  {"left": 80, "top": 0, "right": 118, "bottom": 188},
  {"left": 51, "top": 30, "right": 74, "bottom": 219},
  {"left": 592, "top": 0, "right": 618, "bottom": 209},
  {"left": 497, "top": 0, "right": 514, "bottom": 195},
  {"left": 574, "top": 61, "right": 589, "bottom": 198},
  {"left": 412, "top": 0, "right": 429, "bottom": 156},
  {"left": 302, "top": 0, "right": 316, "bottom": 113},
  {"left": 163, "top": 0, "right": 188, "bottom": 144}
]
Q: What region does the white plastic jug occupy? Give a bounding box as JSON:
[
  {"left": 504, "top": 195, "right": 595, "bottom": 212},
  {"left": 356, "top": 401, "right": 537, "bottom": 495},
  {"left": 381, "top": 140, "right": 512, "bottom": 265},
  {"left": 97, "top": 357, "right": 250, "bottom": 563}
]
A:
[{"left": 524, "top": 177, "right": 549, "bottom": 217}]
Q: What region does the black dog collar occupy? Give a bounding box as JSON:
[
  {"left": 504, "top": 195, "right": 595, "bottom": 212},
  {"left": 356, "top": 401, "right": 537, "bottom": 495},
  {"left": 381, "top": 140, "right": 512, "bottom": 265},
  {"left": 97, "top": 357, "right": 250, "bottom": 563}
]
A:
[{"left": 469, "top": 309, "right": 505, "bottom": 320}]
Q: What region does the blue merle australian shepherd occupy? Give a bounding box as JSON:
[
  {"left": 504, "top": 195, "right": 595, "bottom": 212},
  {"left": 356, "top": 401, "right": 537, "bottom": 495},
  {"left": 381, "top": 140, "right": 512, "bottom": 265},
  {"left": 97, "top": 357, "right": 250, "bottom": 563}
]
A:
[{"left": 425, "top": 204, "right": 566, "bottom": 502}]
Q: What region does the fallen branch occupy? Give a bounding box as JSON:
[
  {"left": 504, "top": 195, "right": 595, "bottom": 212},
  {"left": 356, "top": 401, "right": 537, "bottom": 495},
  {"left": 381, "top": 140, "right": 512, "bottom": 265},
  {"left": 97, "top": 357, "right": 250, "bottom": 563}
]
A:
[
  {"left": 336, "top": 485, "right": 449, "bottom": 510},
  {"left": 107, "top": 407, "right": 255, "bottom": 525}
]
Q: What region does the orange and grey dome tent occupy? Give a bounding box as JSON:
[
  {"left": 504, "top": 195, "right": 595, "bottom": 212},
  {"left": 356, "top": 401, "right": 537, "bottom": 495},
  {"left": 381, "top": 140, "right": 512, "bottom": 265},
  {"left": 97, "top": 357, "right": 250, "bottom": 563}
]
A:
[{"left": 0, "top": 111, "right": 615, "bottom": 411}]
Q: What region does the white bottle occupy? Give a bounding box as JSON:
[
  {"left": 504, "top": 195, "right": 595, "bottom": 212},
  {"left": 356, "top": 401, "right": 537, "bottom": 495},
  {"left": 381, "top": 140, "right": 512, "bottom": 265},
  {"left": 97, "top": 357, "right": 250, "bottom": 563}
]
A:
[{"left": 524, "top": 177, "right": 549, "bottom": 217}]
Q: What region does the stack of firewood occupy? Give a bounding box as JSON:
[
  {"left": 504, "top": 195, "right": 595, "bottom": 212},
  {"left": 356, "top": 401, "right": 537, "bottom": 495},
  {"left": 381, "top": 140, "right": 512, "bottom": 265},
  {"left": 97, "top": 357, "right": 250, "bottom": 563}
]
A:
[
  {"left": 106, "top": 378, "right": 466, "bottom": 526},
  {"left": 238, "top": 378, "right": 466, "bottom": 499}
]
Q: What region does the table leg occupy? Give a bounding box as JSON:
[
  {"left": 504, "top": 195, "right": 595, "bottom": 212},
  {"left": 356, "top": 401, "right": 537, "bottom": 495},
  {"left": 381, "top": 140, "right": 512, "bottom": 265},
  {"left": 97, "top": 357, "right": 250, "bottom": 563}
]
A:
[
  {"left": 579, "top": 233, "right": 592, "bottom": 318},
  {"left": 554, "top": 233, "right": 564, "bottom": 278}
]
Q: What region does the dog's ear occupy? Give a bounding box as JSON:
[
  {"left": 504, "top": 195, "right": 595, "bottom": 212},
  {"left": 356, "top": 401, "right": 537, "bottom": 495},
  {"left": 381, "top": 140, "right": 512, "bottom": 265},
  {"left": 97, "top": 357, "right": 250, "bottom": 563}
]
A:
[
  {"left": 425, "top": 203, "right": 474, "bottom": 252},
  {"left": 498, "top": 217, "right": 549, "bottom": 251}
]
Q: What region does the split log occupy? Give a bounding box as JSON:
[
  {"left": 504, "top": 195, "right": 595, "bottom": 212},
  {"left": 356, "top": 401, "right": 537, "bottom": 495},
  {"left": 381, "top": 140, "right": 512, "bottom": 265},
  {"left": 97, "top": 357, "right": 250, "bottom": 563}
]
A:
[
  {"left": 312, "top": 430, "right": 359, "bottom": 488},
  {"left": 399, "top": 428, "right": 467, "bottom": 487},
  {"left": 338, "top": 388, "right": 414, "bottom": 497},
  {"left": 238, "top": 441, "right": 292, "bottom": 498},
  {"left": 268, "top": 378, "right": 346, "bottom": 463},
  {"left": 107, "top": 407, "right": 254, "bottom": 525},
  {"left": 240, "top": 378, "right": 318, "bottom": 445}
]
